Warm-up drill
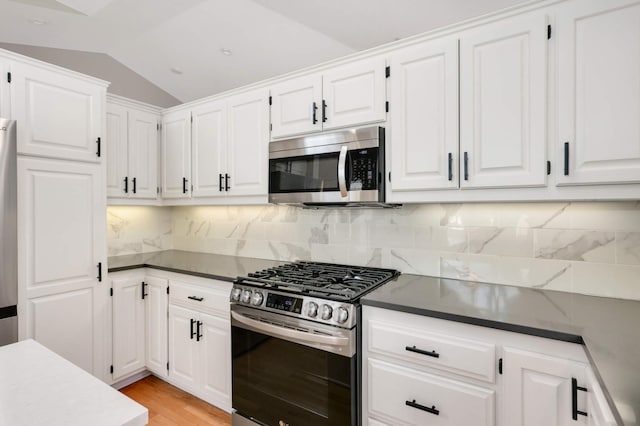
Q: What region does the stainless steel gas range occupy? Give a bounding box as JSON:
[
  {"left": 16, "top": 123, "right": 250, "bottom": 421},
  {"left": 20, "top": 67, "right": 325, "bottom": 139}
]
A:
[{"left": 230, "top": 261, "right": 399, "bottom": 426}]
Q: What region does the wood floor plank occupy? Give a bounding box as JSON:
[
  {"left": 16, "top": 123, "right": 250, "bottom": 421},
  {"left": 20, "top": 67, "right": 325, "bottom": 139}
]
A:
[{"left": 120, "top": 376, "right": 231, "bottom": 426}]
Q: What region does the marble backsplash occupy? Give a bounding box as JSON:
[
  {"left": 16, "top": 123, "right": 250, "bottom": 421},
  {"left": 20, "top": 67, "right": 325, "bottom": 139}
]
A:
[{"left": 107, "top": 202, "right": 640, "bottom": 300}]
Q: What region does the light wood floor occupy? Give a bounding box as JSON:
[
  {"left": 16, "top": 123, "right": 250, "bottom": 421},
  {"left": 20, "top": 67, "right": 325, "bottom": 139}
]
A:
[{"left": 120, "top": 375, "right": 232, "bottom": 426}]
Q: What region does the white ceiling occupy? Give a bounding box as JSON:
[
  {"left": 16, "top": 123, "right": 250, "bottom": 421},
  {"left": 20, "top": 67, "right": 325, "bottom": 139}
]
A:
[{"left": 0, "top": 0, "right": 526, "bottom": 102}]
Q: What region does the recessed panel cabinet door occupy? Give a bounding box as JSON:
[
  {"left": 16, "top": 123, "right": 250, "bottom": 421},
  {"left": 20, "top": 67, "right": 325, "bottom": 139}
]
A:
[
  {"left": 168, "top": 305, "right": 198, "bottom": 391},
  {"left": 557, "top": 0, "right": 640, "bottom": 185},
  {"left": 191, "top": 100, "right": 226, "bottom": 197},
  {"left": 11, "top": 61, "right": 104, "bottom": 162},
  {"left": 227, "top": 88, "right": 269, "bottom": 197},
  {"left": 18, "top": 157, "right": 107, "bottom": 376},
  {"left": 128, "top": 109, "right": 158, "bottom": 199},
  {"left": 161, "top": 109, "right": 191, "bottom": 198},
  {"left": 200, "top": 312, "right": 231, "bottom": 411},
  {"left": 112, "top": 276, "right": 145, "bottom": 380},
  {"left": 0, "top": 59, "right": 10, "bottom": 119},
  {"left": 323, "top": 56, "right": 387, "bottom": 130},
  {"left": 459, "top": 12, "right": 547, "bottom": 188},
  {"left": 106, "top": 103, "right": 128, "bottom": 197},
  {"left": 271, "top": 74, "right": 322, "bottom": 138},
  {"left": 145, "top": 276, "right": 168, "bottom": 378},
  {"left": 390, "top": 37, "right": 459, "bottom": 193}
]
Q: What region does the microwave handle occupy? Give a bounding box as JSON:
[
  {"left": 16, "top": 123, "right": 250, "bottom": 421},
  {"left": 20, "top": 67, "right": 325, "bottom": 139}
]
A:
[{"left": 338, "top": 145, "right": 348, "bottom": 198}]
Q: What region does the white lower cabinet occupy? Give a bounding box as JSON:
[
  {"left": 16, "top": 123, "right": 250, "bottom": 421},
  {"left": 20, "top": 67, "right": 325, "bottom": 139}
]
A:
[
  {"left": 363, "top": 306, "right": 616, "bottom": 426},
  {"left": 145, "top": 275, "right": 169, "bottom": 378}
]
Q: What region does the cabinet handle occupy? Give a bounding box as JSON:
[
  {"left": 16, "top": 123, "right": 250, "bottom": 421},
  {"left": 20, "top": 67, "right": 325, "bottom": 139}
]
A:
[
  {"left": 463, "top": 151, "right": 469, "bottom": 181},
  {"left": 190, "top": 318, "right": 196, "bottom": 340},
  {"left": 405, "top": 345, "right": 439, "bottom": 358},
  {"left": 225, "top": 173, "right": 230, "bottom": 191},
  {"left": 196, "top": 321, "right": 203, "bottom": 342},
  {"left": 97, "top": 262, "right": 102, "bottom": 282},
  {"left": 219, "top": 173, "right": 224, "bottom": 191},
  {"left": 187, "top": 296, "right": 204, "bottom": 302},
  {"left": 124, "top": 177, "right": 128, "bottom": 194},
  {"left": 447, "top": 153, "right": 453, "bottom": 181},
  {"left": 312, "top": 102, "right": 318, "bottom": 124},
  {"left": 96, "top": 137, "right": 101, "bottom": 157},
  {"left": 564, "top": 142, "right": 570, "bottom": 176},
  {"left": 406, "top": 400, "right": 439, "bottom": 416},
  {"left": 141, "top": 282, "right": 148, "bottom": 300},
  {"left": 132, "top": 177, "right": 137, "bottom": 194},
  {"left": 182, "top": 177, "right": 188, "bottom": 194},
  {"left": 322, "top": 100, "right": 327, "bottom": 123},
  {"left": 571, "top": 378, "right": 588, "bottom": 420}
]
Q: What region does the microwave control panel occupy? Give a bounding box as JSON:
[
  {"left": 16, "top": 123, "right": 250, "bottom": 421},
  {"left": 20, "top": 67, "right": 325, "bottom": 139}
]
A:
[{"left": 349, "top": 148, "right": 378, "bottom": 190}]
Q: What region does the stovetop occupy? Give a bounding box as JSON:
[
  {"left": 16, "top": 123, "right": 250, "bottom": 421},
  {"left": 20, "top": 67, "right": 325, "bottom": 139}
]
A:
[{"left": 234, "top": 261, "right": 399, "bottom": 302}]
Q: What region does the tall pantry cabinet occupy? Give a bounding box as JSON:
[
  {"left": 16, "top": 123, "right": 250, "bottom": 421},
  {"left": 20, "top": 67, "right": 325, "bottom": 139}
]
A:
[{"left": 3, "top": 49, "right": 111, "bottom": 381}]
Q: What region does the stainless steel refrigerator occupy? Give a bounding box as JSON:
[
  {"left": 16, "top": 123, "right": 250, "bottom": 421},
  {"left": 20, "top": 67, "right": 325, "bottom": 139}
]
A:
[{"left": 0, "top": 118, "right": 17, "bottom": 346}]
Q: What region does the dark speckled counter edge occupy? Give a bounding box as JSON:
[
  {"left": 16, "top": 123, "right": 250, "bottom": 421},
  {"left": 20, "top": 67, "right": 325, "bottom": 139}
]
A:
[{"left": 108, "top": 263, "right": 236, "bottom": 283}]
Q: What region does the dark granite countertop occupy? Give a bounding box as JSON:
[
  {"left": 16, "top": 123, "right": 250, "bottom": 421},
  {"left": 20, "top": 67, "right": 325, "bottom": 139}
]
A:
[
  {"left": 362, "top": 274, "right": 640, "bottom": 426},
  {"left": 108, "top": 250, "right": 637, "bottom": 425}
]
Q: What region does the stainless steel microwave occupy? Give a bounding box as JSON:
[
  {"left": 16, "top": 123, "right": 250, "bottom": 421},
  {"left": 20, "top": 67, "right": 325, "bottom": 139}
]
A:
[{"left": 268, "top": 126, "right": 390, "bottom": 207}]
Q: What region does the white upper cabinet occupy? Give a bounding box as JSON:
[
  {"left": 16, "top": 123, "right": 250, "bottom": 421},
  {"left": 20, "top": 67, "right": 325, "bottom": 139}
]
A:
[
  {"left": 11, "top": 61, "right": 105, "bottom": 163},
  {"left": 270, "top": 74, "right": 322, "bottom": 138},
  {"left": 0, "top": 59, "right": 10, "bottom": 119},
  {"left": 270, "top": 56, "right": 387, "bottom": 139},
  {"left": 459, "top": 11, "right": 548, "bottom": 189},
  {"left": 191, "top": 99, "right": 226, "bottom": 198},
  {"left": 557, "top": 0, "right": 640, "bottom": 185},
  {"left": 389, "top": 37, "right": 459, "bottom": 192},
  {"left": 161, "top": 108, "right": 191, "bottom": 198},
  {"left": 106, "top": 98, "right": 159, "bottom": 200}
]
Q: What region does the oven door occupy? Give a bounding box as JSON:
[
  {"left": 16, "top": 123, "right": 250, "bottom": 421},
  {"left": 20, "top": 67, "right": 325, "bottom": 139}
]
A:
[{"left": 231, "top": 305, "right": 357, "bottom": 426}]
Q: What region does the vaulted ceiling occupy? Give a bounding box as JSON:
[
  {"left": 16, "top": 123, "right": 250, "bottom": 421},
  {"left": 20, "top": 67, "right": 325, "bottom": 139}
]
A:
[{"left": 0, "top": 0, "right": 525, "bottom": 103}]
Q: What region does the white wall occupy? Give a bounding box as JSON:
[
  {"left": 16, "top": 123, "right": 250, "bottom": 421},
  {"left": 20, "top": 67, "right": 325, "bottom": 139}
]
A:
[{"left": 107, "top": 202, "right": 640, "bottom": 300}]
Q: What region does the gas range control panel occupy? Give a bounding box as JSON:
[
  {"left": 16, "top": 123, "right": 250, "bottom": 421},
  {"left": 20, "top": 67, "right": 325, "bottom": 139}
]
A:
[{"left": 230, "top": 285, "right": 356, "bottom": 329}]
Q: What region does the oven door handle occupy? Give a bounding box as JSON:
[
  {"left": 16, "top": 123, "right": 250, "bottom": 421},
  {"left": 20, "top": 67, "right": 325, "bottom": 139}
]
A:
[
  {"left": 337, "top": 145, "right": 348, "bottom": 198},
  {"left": 231, "top": 311, "right": 350, "bottom": 347}
]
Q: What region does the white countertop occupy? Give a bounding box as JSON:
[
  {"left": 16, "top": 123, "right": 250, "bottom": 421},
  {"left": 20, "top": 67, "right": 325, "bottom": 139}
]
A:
[{"left": 0, "top": 339, "right": 148, "bottom": 426}]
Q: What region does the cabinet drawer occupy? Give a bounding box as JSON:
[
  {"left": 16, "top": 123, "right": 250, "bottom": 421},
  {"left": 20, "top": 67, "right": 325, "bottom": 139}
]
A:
[
  {"left": 367, "top": 358, "right": 495, "bottom": 426},
  {"left": 367, "top": 318, "right": 495, "bottom": 382},
  {"left": 170, "top": 280, "right": 230, "bottom": 314}
]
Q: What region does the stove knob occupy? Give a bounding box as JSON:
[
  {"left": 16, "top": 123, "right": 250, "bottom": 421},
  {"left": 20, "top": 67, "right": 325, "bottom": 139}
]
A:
[
  {"left": 336, "top": 306, "right": 349, "bottom": 324},
  {"left": 321, "top": 304, "right": 333, "bottom": 321},
  {"left": 307, "top": 301, "right": 318, "bottom": 318},
  {"left": 251, "top": 291, "right": 264, "bottom": 306},
  {"left": 230, "top": 288, "right": 242, "bottom": 302},
  {"left": 241, "top": 289, "right": 252, "bottom": 304}
]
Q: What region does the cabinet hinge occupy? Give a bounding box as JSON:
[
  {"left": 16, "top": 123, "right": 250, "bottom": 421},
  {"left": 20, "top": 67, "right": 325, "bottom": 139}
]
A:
[
  {"left": 110, "top": 288, "right": 113, "bottom": 297},
  {"left": 110, "top": 365, "right": 114, "bottom": 374},
  {"left": 547, "top": 24, "right": 552, "bottom": 40},
  {"left": 157, "top": 123, "right": 160, "bottom": 131},
  {"left": 270, "top": 123, "right": 273, "bottom": 132},
  {"left": 385, "top": 101, "right": 389, "bottom": 113},
  {"left": 157, "top": 186, "right": 160, "bottom": 194},
  {"left": 190, "top": 115, "right": 193, "bottom": 123},
  {"left": 166, "top": 286, "right": 170, "bottom": 295},
  {"left": 385, "top": 66, "right": 390, "bottom": 78},
  {"left": 547, "top": 161, "right": 551, "bottom": 175},
  {"left": 388, "top": 171, "right": 391, "bottom": 182},
  {"left": 6, "top": 72, "right": 11, "bottom": 83},
  {"left": 166, "top": 362, "right": 169, "bottom": 371},
  {"left": 268, "top": 95, "right": 272, "bottom": 105},
  {"left": 498, "top": 358, "right": 503, "bottom": 375}
]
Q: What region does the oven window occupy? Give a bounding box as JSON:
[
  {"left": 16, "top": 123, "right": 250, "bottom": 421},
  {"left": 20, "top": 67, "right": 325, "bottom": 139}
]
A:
[
  {"left": 269, "top": 153, "right": 339, "bottom": 193},
  {"left": 232, "top": 326, "right": 355, "bottom": 426}
]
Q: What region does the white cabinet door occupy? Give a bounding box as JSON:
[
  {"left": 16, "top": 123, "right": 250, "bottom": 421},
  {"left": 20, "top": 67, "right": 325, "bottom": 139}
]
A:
[
  {"left": 323, "top": 56, "right": 387, "bottom": 130},
  {"left": 145, "top": 276, "right": 168, "bottom": 378},
  {"left": 161, "top": 109, "right": 191, "bottom": 198},
  {"left": 270, "top": 74, "right": 322, "bottom": 138},
  {"left": 112, "top": 275, "right": 145, "bottom": 381},
  {"left": 106, "top": 102, "right": 128, "bottom": 197},
  {"left": 459, "top": 11, "right": 547, "bottom": 188},
  {"left": 191, "top": 100, "right": 226, "bottom": 197},
  {"left": 390, "top": 37, "right": 459, "bottom": 193},
  {"left": 227, "top": 88, "right": 270, "bottom": 197},
  {"left": 585, "top": 368, "right": 617, "bottom": 426},
  {"left": 11, "top": 61, "right": 104, "bottom": 163},
  {"left": 502, "top": 347, "right": 589, "bottom": 426},
  {"left": 200, "top": 312, "right": 231, "bottom": 411},
  {"left": 0, "top": 59, "right": 11, "bottom": 119},
  {"left": 128, "top": 109, "right": 158, "bottom": 199},
  {"left": 168, "top": 304, "right": 198, "bottom": 390},
  {"left": 557, "top": 0, "right": 640, "bottom": 185},
  {"left": 18, "top": 157, "right": 107, "bottom": 376}
]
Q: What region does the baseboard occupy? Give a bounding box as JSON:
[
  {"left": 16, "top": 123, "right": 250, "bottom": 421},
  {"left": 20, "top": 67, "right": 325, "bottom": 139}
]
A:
[{"left": 111, "top": 370, "right": 151, "bottom": 390}]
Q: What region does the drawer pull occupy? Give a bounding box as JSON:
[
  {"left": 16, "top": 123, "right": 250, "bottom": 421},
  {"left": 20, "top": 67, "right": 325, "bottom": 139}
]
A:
[
  {"left": 406, "top": 345, "right": 440, "bottom": 358},
  {"left": 406, "top": 399, "right": 439, "bottom": 416},
  {"left": 187, "top": 296, "right": 204, "bottom": 302}
]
